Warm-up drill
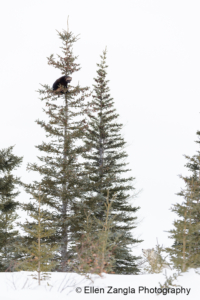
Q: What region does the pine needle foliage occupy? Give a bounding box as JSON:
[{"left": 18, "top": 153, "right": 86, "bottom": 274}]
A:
[
  {"left": 167, "top": 131, "right": 200, "bottom": 271},
  {"left": 0, "top": 146, "right": 22, "bottom": 271},
  {"left": 82, "top": 48, "right": 141, "bottom": 274},
  {"left": 24, "top": 29, "right": 90, "bottom": 271},
  {"left": 16, "top": 186, "right": 58, "bottom": 285}
]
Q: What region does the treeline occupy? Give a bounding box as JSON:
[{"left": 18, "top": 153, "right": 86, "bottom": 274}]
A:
[{"left": 0, "top": 29, "right": 141, "bottom": 277}]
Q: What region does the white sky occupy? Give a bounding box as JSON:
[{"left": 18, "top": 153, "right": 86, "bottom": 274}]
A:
[{"left": 1, "top": 0, "right": 200, "bottom": 256}]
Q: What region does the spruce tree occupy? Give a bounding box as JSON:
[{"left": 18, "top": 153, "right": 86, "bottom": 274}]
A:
[
  {"left": 0, "top": 146, "right": 22, "bottom": 271},
  {"left": 167, "top": 131, "right": 200, "bottom": 271},
  {"left": 82, "top": 48, "right": 141, "bottom": 274},
  {"left": 24, "top": 28, "right": 90, "bottom": 271}
]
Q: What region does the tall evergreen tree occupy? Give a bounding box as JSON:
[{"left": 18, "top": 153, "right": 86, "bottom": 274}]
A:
[
  {"left": 82, "top": 49, "right": 141, "bottom": 274},
  {"left": 0, "top": 146, "right": 22, "bottom": 271},
  {"left": 24, "top": 28, "right": 90, "bottom": 271},
  {"left": 167, "top": 131, "right": 200, "bottom": 271}
]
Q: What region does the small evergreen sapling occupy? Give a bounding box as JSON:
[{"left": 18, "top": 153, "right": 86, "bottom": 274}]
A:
[
  {"left": 157, "top": 270, "right": 182, "bottom": 296},
  {"left": 75, "top": 191, "right": 119, "bottom": 276},
  {"left": 16, "top": 186, "right": 58, "bottom": 285}
]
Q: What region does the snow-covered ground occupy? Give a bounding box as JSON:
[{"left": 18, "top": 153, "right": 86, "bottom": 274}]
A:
[{"left": 1, "top": 269, "right": 198, "bottom": 300}]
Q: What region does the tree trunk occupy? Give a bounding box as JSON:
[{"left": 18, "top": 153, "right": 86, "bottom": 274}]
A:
[
  {"left": 38, "top": 188, "right": 41, "bottom": 285},
  {"left": 61, "top": 95, "right": 69, "bottom": 271},
  {"left": 99, "top": 113, "right": 104, "bottom": 179},
  {"left": 182, "top": 209, "right": 187, "bottom": 272}
]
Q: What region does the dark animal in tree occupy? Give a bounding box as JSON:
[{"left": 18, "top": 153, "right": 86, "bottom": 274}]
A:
[{"left": 52, "top": 75, "right": 72, "bottom": 95}]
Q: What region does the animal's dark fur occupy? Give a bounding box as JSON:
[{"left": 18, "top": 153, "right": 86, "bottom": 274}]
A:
[{"left": 52, "top": 75, "right": 72, "bottom": 94}]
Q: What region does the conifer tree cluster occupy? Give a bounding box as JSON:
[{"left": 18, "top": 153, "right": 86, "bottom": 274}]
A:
[
  {"left": 167, "top": 131, "right": 200, "bottom": 271},
  {"left": 1, "top": 27, "right": 141, "bottom": 276}
]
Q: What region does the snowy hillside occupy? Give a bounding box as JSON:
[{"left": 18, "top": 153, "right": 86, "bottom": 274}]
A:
[{"left": 1, "top": 269, "right": 199, "bottom": 300}]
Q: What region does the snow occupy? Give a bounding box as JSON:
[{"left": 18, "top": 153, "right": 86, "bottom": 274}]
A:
[{"left": 1, "top": 269, "right": 198, "bottom": 300}]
